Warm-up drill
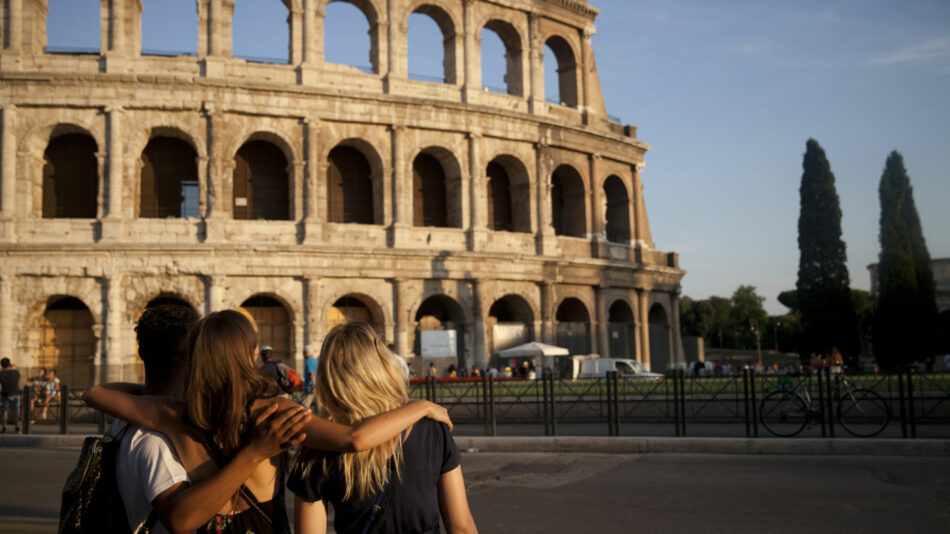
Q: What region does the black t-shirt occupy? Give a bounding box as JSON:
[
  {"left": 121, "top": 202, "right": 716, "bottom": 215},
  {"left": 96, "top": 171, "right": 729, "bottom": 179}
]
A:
[
  {"left": 287, "top": 418, "right": 461, "bottom": 534},
  {"left": 0, "top": 369, "right": 20, "bottom": 396}
]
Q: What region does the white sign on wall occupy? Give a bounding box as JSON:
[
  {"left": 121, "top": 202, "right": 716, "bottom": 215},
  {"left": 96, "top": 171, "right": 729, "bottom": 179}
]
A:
[{"left": 421, "top": 330, "right": 457, "bottom": 358}]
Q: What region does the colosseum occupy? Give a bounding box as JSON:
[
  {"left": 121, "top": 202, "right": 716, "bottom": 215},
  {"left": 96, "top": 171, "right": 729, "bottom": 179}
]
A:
[{"left": 0, "top": 0, "right": 684, "bottom": 388}]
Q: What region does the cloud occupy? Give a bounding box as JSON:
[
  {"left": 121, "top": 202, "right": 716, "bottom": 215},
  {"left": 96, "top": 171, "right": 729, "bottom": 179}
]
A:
[{"left": 870, "top": 37, "right": 950, "bottom": 66}]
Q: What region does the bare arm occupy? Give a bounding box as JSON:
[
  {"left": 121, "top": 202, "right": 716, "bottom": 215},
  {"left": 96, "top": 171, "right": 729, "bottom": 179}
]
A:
[
  {"left": 82, "top": 384, "right": 175, "bottom": 433},
  {"left": 154, "top": 402, "right": 312, "bottom": 534},
  {"left": 438, "top": 466, "right": 478, "bottom": 534},
  {"left": 294, "top": 399, "right": 452, "bottom": 452},
  {"left": 294, "top": 495, "right": 328, "bottom": 534}
]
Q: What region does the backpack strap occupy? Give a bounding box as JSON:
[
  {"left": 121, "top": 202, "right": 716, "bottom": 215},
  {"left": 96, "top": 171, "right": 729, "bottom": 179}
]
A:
[{"left": 359, "top": 429, "right": 406, "bottom": 534}]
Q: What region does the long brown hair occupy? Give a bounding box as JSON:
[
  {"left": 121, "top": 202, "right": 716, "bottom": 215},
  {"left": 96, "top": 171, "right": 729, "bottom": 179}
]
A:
[
  {"left": 311, "top": 322, "right": 408, "bottom": 500},
  {"left": 183, "top": 309, "right": 273, "bottom": 453}
]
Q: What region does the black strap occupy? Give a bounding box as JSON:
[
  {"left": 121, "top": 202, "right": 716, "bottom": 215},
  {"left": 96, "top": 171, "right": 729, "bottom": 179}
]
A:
[{"left": 359, "top": 430, "right": 406, "bottom": 534}]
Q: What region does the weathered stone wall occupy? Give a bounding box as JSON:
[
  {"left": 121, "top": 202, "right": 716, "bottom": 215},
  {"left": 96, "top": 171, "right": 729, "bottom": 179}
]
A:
[{"left": 0, "top": 0, "right": 685, "bottom": 384}]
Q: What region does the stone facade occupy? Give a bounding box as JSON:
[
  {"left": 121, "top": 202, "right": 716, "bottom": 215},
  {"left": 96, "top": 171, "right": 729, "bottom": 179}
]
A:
[{"left": 0, "top": 0, "right": 685, "bottom": 387}]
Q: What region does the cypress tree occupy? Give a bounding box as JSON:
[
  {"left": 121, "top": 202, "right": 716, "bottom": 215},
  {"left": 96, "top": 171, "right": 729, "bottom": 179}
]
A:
[
  {"left": 795, "top": 139, "right": 858, "bottom": 367},
  {"left": 874, "top": 151, "right": 937, "bottom": 369}
]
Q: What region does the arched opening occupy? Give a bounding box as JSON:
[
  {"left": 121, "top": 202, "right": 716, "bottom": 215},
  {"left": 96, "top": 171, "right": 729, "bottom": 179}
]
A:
[
  {"left": 407, "top": 6, "right": 455, "bottom": 83},
  {"left": 413, "top": 153, "right": 446, "bottom": 227},
  {"left": 144, "top": 295, "right": 195, "bottom": 311},
  {"left": 608, "top": 300, "right": 636, "bottom": 359},
  {"left": 232, "top": 0, "right": 290, "bottom": 63},
  {"left": 480, "top": 20, "right": 523, "bottom": 96},
  {"left": 139, "top": 137, "right": 199, "bottom": 218},
  {"left": 604, "top": 176, "right": 631, "bottom": 243},
  {"left": 43, "top": 133, "right": 98, "bottom": 218},
  {"left": 233, "top": 140, "right": 291, "bottom": 220},
  {"left": 324, "top": 1, "right": 376, "bottom": 73},
  {"left": 487, "top": 295, "right": 534, "bottom": 356},
  {"left": 240, "top": 295, "right": 293, "bottom": 364},
  {"left": 551, "top": 164, "right": 586, "bottom": 237},
  {"left": 328, "top": 295, "right": 384, "bottom": 334},
  {"left": 39, "top": 296, "right": 95, "bottom": 389},
  {"left": 486, "top": 156, "right": 530, "bottom": 233},
  {"left": 649, "top": 304, "right": 671, "bottom": 372},
  {"left": 45, "top": 0, "right": 100, "bottom": 54},
  {"left": 414, "top": 295, "right": 464, "bottom": 368},
  {"left": 327, "top": 145, "right": 375, "bottom": 224},
  {"left": 556, "top": 298, "right": 591, "bottom": 356},
  {"left": 141, "top": 0, "right": 198, "bottom": 56},
  {"left": 543, "top": 35, "right": 578, "bottom": 108}
]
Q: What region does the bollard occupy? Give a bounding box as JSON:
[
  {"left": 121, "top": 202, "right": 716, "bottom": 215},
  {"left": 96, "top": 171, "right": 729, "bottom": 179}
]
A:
[
  {"left": 905, "top": 368, "right": 917, "bottom": 438},
  {"left": 22, "top": 386, "right": 31, "bottom": 434},
  {"left": 59, "top": 384, "right": 68, "bottom": 435}
]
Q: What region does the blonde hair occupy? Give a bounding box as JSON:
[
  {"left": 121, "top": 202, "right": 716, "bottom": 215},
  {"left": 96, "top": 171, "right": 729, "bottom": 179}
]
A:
[
  {"left": 311, "top": 322, "right": 408, "bottom": 500},
  {"left": 183, "top": 309, "right": 274, "bottom": 453}
]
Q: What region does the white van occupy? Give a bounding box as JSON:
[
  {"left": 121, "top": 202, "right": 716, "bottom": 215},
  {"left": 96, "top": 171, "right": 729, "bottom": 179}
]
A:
[{"left": 575, "top": 358, "right": 663, "bottom": 380}]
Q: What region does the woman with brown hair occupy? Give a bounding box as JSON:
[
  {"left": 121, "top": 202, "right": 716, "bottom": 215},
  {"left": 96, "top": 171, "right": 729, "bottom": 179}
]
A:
[{"left": 84, "top": 310, "right": 451, "bottom": 534}]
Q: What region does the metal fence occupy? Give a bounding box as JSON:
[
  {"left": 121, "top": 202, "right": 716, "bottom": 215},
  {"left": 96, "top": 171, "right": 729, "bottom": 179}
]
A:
[{"left": 7, "top": 369, "right": 948, "bottom": 438}]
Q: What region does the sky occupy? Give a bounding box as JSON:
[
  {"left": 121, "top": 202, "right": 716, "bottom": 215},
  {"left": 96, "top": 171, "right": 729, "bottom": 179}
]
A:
[{"left": 46, "top": 0, "right": 950, "bottom": 314}]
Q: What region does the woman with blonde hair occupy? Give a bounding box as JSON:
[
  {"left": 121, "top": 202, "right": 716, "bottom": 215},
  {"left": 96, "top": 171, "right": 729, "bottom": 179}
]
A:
[
  {"left": 289, "top": 322, "right": 477, "bottom": 534},
  {"left": 84, "top": 310, "right": 451, "bottom": 534}
]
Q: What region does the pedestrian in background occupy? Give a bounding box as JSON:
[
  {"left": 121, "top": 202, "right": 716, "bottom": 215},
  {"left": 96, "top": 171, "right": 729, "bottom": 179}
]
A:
[
  {"left": 303, "top": 344, "right": 318, "bottom": 409},
  {"left": 0, "top": 357, "right": 21, "bottom": 434}
]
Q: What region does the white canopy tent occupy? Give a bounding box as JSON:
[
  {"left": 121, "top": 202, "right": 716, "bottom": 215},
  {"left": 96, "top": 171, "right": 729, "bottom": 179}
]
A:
[{"left": 498, "top": 341, "right": 570, "bottom": 358}]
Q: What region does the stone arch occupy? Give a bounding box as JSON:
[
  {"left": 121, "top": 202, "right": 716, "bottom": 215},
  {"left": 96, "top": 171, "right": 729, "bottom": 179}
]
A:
[
  {"left": 487, "top": 294, "right": 535, "bottom": 356},
  {"left": 412, "top": 293, "right": 466, "bottom": 364},
  {"left": 22, "top": 120, "right": 104, "bottom": 218},
  {"left": 486, "top": 154, "right": 531, "bottom": 233},
  {"left": 551, "top": 164, "right": 586, "bottom": 237},
  {"left": 649, "top": 302, "right": 671, "bottom": 372},
  {"left": 555, "top": 297, "right": 591, "bottom": 356},
  {"left": 607, "top": 298, "right": 637, "bottom": 359},
  {"left": 479, "top": 18, "right": 524, "bottom": 96},
  {"left": 542, "top": 33, "right": 579, "bottom": 108},
  {"left": 325, "top": 293, "right": 386, "bottom": 334},
  {"left": 42, "top": 130, "right": 99, "bottom": 219},
  {"left": 139, "top": 136, "right": 199, "bottom": 219},
  {"left": 232, "top": 137, "right": 292, "bottom": 221},
  {"left": 326, "top": 139, "right": 385, "bottom": 225},
  {"left": 411, "top": 146, "right": 462, "bottom": 228},
  {"left": 37, "top": 295, "right": 97, "bottom": 389},
  {"left": 240, "top": 294, "right": 295, "bottom": 363},
  {"left": 405, "top": 2, "right": 459, "bottom": 84},
  {"left": 603, "top": 175, "right": 631, "bottom": 243},
  {"left": 321, "top": 0, "right": 383, "bottom": 73}
]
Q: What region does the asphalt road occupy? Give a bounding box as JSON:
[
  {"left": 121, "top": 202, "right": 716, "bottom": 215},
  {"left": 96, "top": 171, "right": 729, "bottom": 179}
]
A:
[{"left": 1, "top": 447, "right": 948, "bottom": 533}]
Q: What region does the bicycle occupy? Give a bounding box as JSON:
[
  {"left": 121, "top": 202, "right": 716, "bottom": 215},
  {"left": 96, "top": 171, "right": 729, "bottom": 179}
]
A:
[{"left": 758, "top": 372, "right": 890, "bottom": 437}]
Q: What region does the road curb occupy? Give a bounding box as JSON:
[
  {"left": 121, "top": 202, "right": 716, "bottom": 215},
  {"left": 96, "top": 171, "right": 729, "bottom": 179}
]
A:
[{"left": 4, "top": 433, "right": 948, "bottom": 457}]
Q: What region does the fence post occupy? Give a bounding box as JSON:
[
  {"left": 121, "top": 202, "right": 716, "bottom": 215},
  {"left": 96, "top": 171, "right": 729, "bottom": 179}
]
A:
[
  {"left": 613, "top": 371, "right": 620, "bottom": 436},
  {"left": 824, "top": 368, "right": 835, "bottom": 438},
  {"left": 678, "top": 369, "right": 687, "bottom": 436},
  {"left": 906, "top": 368, "right": 917, "bottom": 438},
  {"left": 59, "top": 384, "right": 68, "bottom": 435},
  {"left": 488, "top": 375, "right": 496, "bottom": 437},
  {"left": 549, "top": 368, "right": 558, "bottom": 437},
  {"left": 816, "top": 368, "right": 827, "bottom": 437},
  {"left": 22, "top": 386, "right": 31, "bottom": 434},
  {"left": 606, "top": 371, "right": 619, "bottom": 436},
  {"left": 743, "top": 368, "right": 751, "bottom": 437},
  {"left": 749, "top": 368, "right": 758, "bottom": 437},
  {"left": 897, "top": 367, "right": 908, "bottom": 438}
]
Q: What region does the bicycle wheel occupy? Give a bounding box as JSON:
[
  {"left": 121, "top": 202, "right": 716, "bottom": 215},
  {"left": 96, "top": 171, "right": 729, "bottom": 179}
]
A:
[
  {"left": 837, "top": 388, "right": 890, "bottom": 437},
  {"left": 759, "top": 390, "right": 809, "bottom": 437}
]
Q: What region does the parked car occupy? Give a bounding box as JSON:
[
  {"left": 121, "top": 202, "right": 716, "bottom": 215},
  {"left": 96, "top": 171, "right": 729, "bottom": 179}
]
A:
[{"left": 575, "top": 358, "right": 663, "bottom": 380}]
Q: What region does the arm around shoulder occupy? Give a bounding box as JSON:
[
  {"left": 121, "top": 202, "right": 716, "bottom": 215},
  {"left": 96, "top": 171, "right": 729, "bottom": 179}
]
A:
[
  {"left": 82, "top": 384, "right": 174, "bottom": 432},
  {"left": 301, "top": 399, "right": 451, "bottom": 452}
]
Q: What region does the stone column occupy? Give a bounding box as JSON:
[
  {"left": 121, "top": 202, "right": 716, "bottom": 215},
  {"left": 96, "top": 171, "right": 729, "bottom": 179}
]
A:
[
  {"left": 466, "top": 132, "right": 486, "bottom": 250},
  {"left": 670, "top": 288, "right": 685, "bottom": 368},
  {"left": 580, "top": 25, "right": 593, "bottom": 119},
  {"left": 197, "top": 0, "right": 209, "bottom": 58},
  {"left": 0, "top": 275, "right": 12, "bottom": 365},
  {"left": 205, "top": 275, "right": 224, "bottom": 313},
  {"left": 471, "top": 278, "right": 487, "bottom": 370},
  {"left": 1, "top": 105, "right": 16, "bottom": 217},
  {"left": 103, "top": 274, "right": 126, "bottom": 383},
  {"left": 462, "top": 0, "right": 480, "bottom": 103},
  {"left": 589, "top": 153, "right": 603, "bottom": 240},
  {"left": 632, "top": 161, "right": 644, "bottom": 245},
  {"left": 203, "top": 0, "right": 234, "bottom": 77},
  {"left": 386, "top": 1, "right": 406, "bottom": 83},
  {"left": 527, "top": 11, "right": 544, "bottom": 113},
  {"left": 535, "top": 141, "right": 557, "bottom": 255},
  {"left": 595, "top": 287, "right": 609, "bottom": 358},
  {"left": 393, "top": 278, "right": 411, "bottom": 359},
  {"left": 100, "top": 0, "right": 128, "bottom": 72},
  {"left": 303, "top": 276, "right": 318, "bottom": 350},
  {"left": 302, "top": 118, "right": 321, "bottom": 242},
  {"left": 540, "top": 280, "right": 554, "bottom": 345},
  {"left": 637, "top": 289, "right": 650, "bottom": 369},
  {"left": 298, "top": 0, "right": 319, "bottom": 83},
  {"left": 389, "top": 125, "right": 409, "bottom": 245},
  {"left": 289, "top": 3, "right": 303, "bottom": 66}
]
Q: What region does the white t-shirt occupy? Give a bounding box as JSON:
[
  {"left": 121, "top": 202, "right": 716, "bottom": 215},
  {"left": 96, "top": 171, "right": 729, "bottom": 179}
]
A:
[{"left": 112, "top": 423, "right": 190, "bottom": 534}]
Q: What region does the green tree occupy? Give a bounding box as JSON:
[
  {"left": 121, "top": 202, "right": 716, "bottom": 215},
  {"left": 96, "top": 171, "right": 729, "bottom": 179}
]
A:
[
  {"left": 730, "top": 285, "right": 768, "bottom": 349},
  {"left": 795, "top": 139, "right": 859, "bottom": 367},
  {"left": 874, "top": 151, "right": 937, "bottom": 369}
]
